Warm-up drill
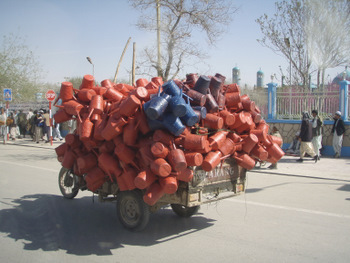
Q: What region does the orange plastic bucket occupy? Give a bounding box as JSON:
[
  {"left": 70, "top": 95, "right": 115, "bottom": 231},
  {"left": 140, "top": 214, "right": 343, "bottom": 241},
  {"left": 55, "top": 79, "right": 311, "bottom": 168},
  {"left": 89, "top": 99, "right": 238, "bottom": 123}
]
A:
[
  {"left": 202, "top": 114, "right": 224, "bottom": 130},
  {"left": 175, "top": 168, "right": 194, "bottom": 182},
  {"left": 119, "top": 95, "right": 141, "bottom": 117},
  {"left": 202, "top": 151, "right": 222, "bottom": 171},
  {"left": 184, "top": 151, "right": 203, "bottom": 166},
  {"left": 134, "top": 169, "right": 157, "bottom": 189},
  {"left": 218, "top": 138, "right": 236, "bottom": 156},
  {"left": 150, "top": 158, "right": 172, "bottom": 177},
  {"left": 159, "top": 175, "right": 178, "bottom": 194},
  {"left": 167, "top": 148, "right": 187, "bottom": 172},
  {"left": 143, "top": 182, "right": 165, "bottom": 206},
  {"left": 151, "top": 142, "right": 169, "bottom": 158},
  {"left": 208, "top": 130, "right": 228, "bottom": 150},
  {"left": 80, "top": 75, "right": 95, "bottom": 90}
]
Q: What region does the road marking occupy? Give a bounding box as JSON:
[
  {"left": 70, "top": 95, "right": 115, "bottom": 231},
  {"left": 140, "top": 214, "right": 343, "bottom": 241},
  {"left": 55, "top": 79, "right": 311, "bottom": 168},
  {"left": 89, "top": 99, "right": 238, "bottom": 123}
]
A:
[
  {"left": 226, "top": 198, "right": 350, "bottom": 219},
  {"left": 0, "top": 160, "right": 58, "bottom": 172}
]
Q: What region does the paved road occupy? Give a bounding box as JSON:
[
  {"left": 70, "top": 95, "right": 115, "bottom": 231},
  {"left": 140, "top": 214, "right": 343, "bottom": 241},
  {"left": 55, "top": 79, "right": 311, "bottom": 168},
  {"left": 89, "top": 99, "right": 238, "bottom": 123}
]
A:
[{"left": 0, "top": 141, "right": 349, "bottom": 263}]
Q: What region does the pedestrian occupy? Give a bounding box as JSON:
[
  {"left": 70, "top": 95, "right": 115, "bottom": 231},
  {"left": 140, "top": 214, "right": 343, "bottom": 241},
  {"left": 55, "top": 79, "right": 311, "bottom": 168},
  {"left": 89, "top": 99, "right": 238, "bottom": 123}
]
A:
[
  {"left": 13, "top": 110, "right": 20, "bottom": 138},
  {"left": 52, "top": 119, "right": 63, "bottom": 141},
  {"left": 0, "top": 107, "right": 7, "bottom": 144},
  {"left": 268, "top": 126, "right": 283, "bottom": 169},
  {"left": 42, "top": 109, "right": 51, "bottom": 143},
  {"left": 34, "top": 110, "right": 44, "bottom": 143},
  {"left": 331, "top": 111, "right": 346, "bottom": 158},
  {"left": 29, "top": 110, "right": 37, "bottom": 139},
  {"left": 296, "top": 111, "right": 318, "bottom": 163},
  {"left": 26, "top": 108, "right": 34, "bottom": 137},
  {"left": 7, "top": 112, "right": 17, "bottom": 140},
  {"left": 17, "top": 109, "right": 27, "bottom": 138},
  {"left": 311, "top": 109, "right": 323, "bottom": 160},
  {"left": 26, "top": 108, "right": 34, "bottom": 120}
]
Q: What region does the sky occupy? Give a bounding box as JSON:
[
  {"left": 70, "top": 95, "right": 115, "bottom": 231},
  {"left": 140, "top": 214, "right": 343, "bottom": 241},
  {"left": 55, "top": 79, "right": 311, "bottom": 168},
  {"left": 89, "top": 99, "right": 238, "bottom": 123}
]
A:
[{"left": 0, "top": 0, "right": 346, "bottom": 88}]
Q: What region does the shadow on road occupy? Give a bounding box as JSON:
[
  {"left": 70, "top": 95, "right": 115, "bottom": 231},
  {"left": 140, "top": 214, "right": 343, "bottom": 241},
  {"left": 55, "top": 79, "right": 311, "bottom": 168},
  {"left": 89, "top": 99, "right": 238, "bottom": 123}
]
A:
[
  {"left": 0, "top": 194, "right": 214, "bottom": 255},
  {"left": 337, "top": 184, "right": 350, "bottom": 192}
]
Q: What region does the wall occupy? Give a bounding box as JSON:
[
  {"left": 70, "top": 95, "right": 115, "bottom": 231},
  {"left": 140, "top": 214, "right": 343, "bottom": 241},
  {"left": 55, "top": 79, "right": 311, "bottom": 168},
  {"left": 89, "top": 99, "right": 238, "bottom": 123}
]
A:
[{"left": 267, "top": 119, "right": 350, "bottom": 157}]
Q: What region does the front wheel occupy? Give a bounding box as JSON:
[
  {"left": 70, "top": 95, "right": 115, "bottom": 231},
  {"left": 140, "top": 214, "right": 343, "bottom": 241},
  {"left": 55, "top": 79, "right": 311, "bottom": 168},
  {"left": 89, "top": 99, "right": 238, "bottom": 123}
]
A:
[
  {"left": 58, "top": 167, "right": 79, "bottom": 199},
  {"left": 171, "top": 204, "right": 200, "bottom": 217},
  {"left": 116, "top": 190, "right": 150, "bottom": 231}
]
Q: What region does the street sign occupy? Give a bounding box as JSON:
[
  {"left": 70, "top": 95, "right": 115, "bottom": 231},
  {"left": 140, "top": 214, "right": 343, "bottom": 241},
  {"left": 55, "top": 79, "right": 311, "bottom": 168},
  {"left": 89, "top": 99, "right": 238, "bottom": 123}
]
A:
[
  {"left": 45, "top": 90, "right": 56, "bottom": 102},
  {"left": 3, "top": 88, "right": 12, "bottom": 101}
]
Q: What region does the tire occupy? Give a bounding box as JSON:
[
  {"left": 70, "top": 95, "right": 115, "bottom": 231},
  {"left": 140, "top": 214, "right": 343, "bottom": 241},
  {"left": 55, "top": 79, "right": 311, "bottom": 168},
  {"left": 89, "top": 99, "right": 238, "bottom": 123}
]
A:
[
  {"left": 58, "top": 167, "right": 79, "bottom": 199},
  {"left": 171, "top": 204, "right": 200, "bottom": 217},
  {"left": 116, "top": 190, "right": 150, "bottom": 231}
]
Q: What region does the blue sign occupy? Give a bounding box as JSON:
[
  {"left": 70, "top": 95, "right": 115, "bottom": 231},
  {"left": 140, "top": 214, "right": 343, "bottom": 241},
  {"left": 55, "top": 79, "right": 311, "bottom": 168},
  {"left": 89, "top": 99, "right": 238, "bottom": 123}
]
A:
[{"left": 3, "top": 88, "right": 12, "bottom": 101}]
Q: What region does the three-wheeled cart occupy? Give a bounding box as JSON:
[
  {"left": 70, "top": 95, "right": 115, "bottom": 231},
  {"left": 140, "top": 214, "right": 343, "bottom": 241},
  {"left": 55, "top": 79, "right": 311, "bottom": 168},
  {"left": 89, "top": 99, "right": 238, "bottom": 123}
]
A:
[{"left": 58, "top": 158, "right": 246, "bottom": 231}]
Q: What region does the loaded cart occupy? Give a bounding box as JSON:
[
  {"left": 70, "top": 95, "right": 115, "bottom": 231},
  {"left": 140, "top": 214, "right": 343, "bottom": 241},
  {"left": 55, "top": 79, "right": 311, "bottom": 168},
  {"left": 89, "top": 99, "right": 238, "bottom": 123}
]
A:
[
  {"left": 54, "top": 73, "right": 284, "bottom": 232},
  {"left": 58, "top": 158, "right": 246, "bottom": 231}
]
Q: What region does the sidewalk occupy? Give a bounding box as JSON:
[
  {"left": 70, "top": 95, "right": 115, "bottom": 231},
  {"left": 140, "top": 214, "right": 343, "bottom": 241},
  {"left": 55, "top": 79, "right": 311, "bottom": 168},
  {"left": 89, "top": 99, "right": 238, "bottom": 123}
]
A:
[
  {"left": 4, "top": 137, "right": 63, "bottom": 150},
  {"left": 4, "top": 137, "right": 350, "bottom": 181},
  {"left": 251, "top": 154, "right": 350, "bottom": 181}
]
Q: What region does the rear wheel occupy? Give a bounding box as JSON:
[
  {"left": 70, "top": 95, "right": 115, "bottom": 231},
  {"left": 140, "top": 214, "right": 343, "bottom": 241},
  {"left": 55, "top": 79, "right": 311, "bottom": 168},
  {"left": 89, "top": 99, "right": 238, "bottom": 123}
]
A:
[
  {"left": 58, "top": 167, "right": 79, "bottom": 199},
  {"left": 116, "top": 190, "right": 150, "bottom": 231},
  {"left": 171, "top": 204, "right": 200, "bottom": 217}
]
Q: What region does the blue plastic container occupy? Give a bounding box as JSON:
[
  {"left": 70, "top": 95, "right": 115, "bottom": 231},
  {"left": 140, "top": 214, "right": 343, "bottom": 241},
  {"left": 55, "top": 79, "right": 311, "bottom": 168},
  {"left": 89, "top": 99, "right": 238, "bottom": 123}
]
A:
[
  {"left": 145, "top": 93, "right": 171, "bottom": 120},
  {"left": 162, "top": 112, "right": 186, "bottom": 136},
  {"left": 192, "top": 106, "right": 207, "bottom": 120},
  {"left": 180, "top": 106, "right": 199, "bottom": 127},
  {"left": 162, "top": 80, "right": 182, "bottom": 97},
  {"left": 168, "top": 95, "right": 187, "bottom": 117}
]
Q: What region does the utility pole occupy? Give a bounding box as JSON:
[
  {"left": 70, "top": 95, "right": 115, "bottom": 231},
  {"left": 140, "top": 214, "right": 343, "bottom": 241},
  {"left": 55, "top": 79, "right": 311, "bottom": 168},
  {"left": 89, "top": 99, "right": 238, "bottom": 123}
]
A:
[
  {"left": 132, "top": 42, "right": 136, "bottom": 85},
  {"left": 156, "top": 0, "right": 162, "bottom": 77}
]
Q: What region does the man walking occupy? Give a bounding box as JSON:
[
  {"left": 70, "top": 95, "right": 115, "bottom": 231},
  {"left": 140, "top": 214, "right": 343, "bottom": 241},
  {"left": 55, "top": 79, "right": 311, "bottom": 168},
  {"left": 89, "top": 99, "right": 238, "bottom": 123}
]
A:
[
  {"left": 331, "top": 111, "right": 345, "bottom": 158},
  {"left": 17, "top": 109, "right": 27, "bottom": 138},
  {"left": 297, "top": 111, "right": 318, "bottom": 163},
  {"left": 311, "top": 110, "right": 323, "bottom": 159}
]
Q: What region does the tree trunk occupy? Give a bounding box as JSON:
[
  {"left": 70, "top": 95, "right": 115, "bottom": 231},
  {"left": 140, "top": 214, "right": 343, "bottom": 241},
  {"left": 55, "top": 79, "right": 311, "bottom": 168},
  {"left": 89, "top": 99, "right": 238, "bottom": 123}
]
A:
[{"left": 317, "top": 69, "right": 320, "bottom": 89}]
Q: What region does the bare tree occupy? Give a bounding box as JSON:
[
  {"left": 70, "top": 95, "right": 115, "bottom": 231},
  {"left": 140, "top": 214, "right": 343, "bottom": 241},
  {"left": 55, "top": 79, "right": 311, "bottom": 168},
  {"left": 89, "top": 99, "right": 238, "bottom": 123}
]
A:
[
  {"left": 256, "top": 0, "right": 310, "bottom": 88},
  {"left": 256, "top": 0, "right": 350, "bottom": 89},
  {"left": 128, "top": 0, "right": 237, "bottom": 80},
  {"left": 305, "top": 0, "right": 350, "bottom": 88},
  {"left": 0, "top": 33, "right": 43, "bottom": 103}
]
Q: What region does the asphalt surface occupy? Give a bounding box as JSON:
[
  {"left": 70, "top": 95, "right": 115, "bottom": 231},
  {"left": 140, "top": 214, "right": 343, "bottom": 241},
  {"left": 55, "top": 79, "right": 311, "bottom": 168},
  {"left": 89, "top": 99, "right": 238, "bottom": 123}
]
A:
[{"left": 0, "top": 137, "right": 349, "bottom": 263}]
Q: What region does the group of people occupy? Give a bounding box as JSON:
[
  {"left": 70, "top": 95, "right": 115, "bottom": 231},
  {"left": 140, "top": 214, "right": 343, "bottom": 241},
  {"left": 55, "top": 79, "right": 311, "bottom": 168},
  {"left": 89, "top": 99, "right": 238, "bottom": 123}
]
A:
[
  {"left": 297, "top": 110, "right": 345, "bottom": 162},
  {"left": 266, "top": 110, "right": 346, "bottom": 169},
  {"left": 0, "top": 107, "right": 63, "bottom": 144}
]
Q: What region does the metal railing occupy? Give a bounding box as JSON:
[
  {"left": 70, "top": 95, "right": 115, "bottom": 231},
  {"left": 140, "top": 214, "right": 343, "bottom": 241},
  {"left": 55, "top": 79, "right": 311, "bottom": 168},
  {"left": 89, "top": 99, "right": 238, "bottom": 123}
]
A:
[{"left": 276, "top": 89, "right": 339, "bottom": 120}]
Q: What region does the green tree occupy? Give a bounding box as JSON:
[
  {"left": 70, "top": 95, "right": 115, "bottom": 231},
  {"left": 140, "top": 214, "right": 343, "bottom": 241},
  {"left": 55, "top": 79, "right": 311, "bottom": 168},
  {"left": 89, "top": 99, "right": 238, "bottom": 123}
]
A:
[{"left": 0, "top": 33, "right": 43, "bottom": 103}]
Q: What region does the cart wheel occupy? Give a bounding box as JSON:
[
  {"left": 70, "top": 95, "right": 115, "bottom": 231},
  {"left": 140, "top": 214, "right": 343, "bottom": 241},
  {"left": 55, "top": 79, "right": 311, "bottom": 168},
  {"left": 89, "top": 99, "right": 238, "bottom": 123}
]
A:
[
  {"left": 171, "top": 204, "right": 200, "bottom": 217},
  {"left": 116, "top": 190, "right": 150, "bottom": 231},
  {"left": 58, "top": 167, "right": 79, "bottom": 199}
]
